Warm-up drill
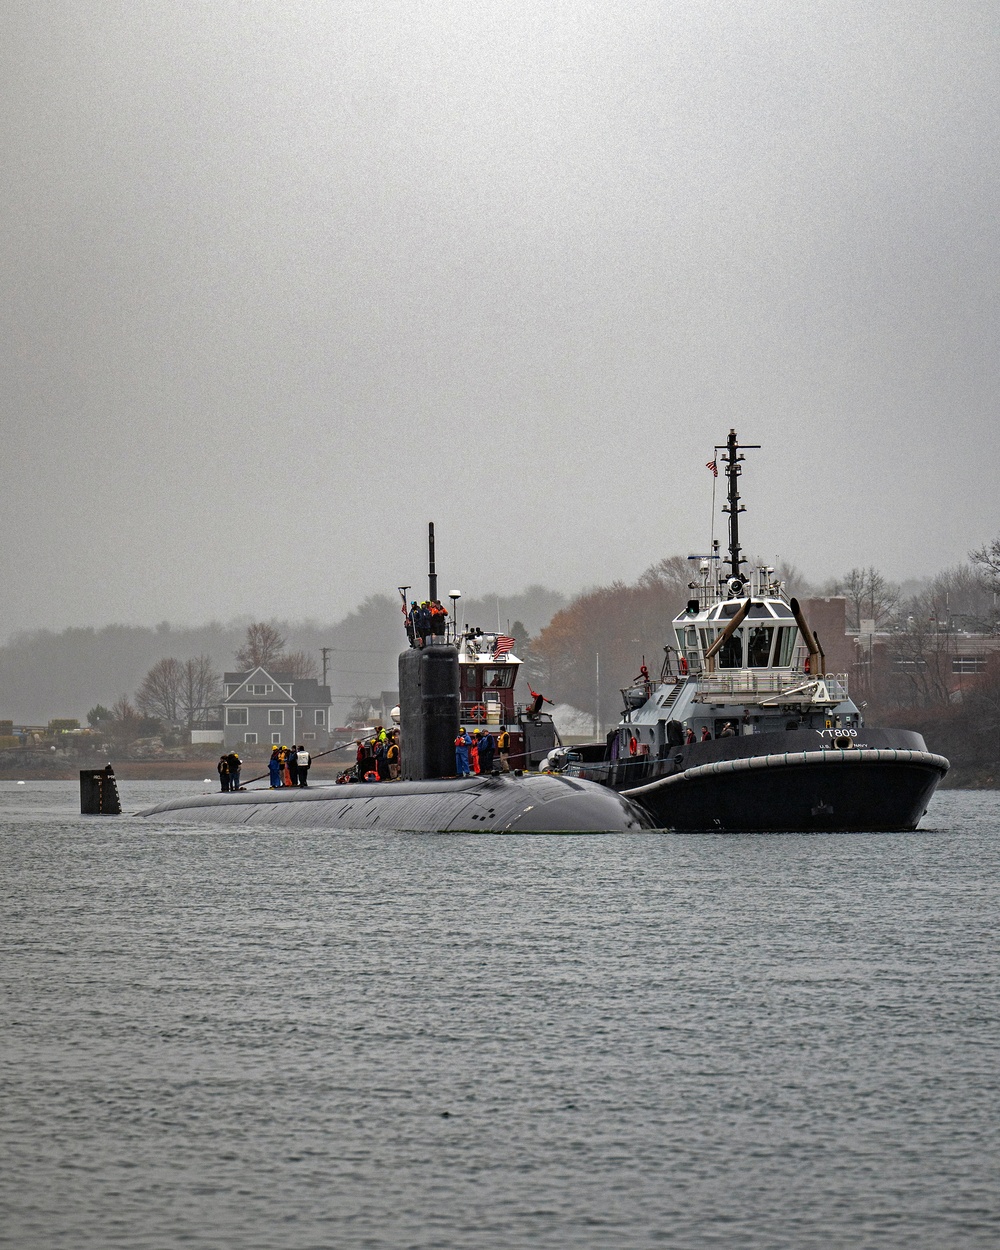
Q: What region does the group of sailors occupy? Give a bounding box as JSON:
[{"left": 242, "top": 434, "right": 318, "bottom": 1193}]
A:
[
  {"left": 686, "top": 723, "right": 735, "bottom": 742},
  {"left": 404, "top": 599, "right": 449, "bottom": 647},
  {"left": 216, "top": 751, "right": 242, "bottom": 792},
  {"left": 333, "top": 724, "right": 514, "bottom": 782},
  {"left": 268, "top": 744, "right": 312, "bottom": 788},
  {"left": 336, "top": 726, "right": 401, "bottom": 784},
  {"left": 454, "top": 727, "right": 510, "bottom": 777}
]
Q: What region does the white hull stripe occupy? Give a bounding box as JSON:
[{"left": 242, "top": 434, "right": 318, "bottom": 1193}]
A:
[{"left": 623, "top": 749, "right": 950, "bottom": 797}]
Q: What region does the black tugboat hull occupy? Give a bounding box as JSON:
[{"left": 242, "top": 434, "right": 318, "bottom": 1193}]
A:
[
  {"left": 137, "top": 773, "right": 653, "bottom": 833},
  {"left": 624, "top": 748, "right": 949, "bottom": 832}
]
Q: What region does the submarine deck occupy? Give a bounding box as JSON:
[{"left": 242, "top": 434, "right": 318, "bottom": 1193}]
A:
[{"left": 137, "top": 773, "right": 653, "bottom": 833}]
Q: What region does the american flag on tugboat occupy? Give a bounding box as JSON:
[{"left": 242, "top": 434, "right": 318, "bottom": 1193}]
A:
[
  {"left": 706, "top": 459, "right": 718, "bottom": 477},
  {"left": 492, "top": 634, "right": 515, "bottom": 660}
]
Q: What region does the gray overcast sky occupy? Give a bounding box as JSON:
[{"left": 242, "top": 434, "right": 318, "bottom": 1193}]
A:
[{"left": 3, "top": 1, "right": 998, "bottom": 635}]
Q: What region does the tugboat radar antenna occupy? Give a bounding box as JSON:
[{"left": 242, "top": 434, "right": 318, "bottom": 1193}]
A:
[
  {"left": 717, "top": 429, "right": 760, "bottom": 583},
  {"left": 427, "top": 521, "right": 438, "bottom": 603}
]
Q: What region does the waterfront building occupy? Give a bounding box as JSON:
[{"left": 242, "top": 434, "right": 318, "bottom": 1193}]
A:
[{"left": 221, "top": 667, "right": 332, "bottom": 751}]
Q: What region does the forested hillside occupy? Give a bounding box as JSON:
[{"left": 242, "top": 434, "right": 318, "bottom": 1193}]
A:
[{"left": 0, "top": 585, "right": 568, "bottom": 723}]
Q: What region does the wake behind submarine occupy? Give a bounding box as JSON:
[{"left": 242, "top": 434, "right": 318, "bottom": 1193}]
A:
[{"left": 137, "top": 525, "right": 653, "bottom": 833}]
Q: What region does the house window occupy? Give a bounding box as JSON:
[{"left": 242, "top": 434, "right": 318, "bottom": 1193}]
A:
[
  {"left": 244, "top": 732, "right": 258, "bottom": 744},
  {"left": 227, "top": 707, "right": 248, "bottom": 725},
  {"left": 304, "top": 732, "right": 316, "bottom": 740},
  {"left": 271, "top": 732, "right": 281, "bottom": 744},
  {"left": 953, "top": 656, "right": 986, "bottom": 673},
  {"left": 315, "top": 709, "right": 326, "bottom": 725},
  {"left": 295, "top": 708, "right": 303, "bottom": 719},
  {"left": 225, "top": 684, "right": 239, "bottom": 696},
  {"left": 269, "top": 709, "right": 284, "bottom": 725},
  {"left": 249, "top": 684, "right": 273, "bottom": 695}
]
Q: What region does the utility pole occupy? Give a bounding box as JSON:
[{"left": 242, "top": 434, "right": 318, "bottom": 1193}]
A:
[
  {"left": 595, "top": 652, "right": 601, "bottom": 738},
  {"left": 320, "top": 647, "right": 332, "bottom": 688}
]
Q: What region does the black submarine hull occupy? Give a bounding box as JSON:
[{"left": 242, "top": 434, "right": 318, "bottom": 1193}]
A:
[
  {"left": 137, "top": 773, "right": 654, "bottom": 833},
  {"left": 623, "top": 747, "right": 949, "bottom": 832}
]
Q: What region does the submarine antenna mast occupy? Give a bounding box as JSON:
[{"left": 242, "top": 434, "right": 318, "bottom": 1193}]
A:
[
  {"left": 428, "top": 521, "right": 437, "bottom": 603},
  {"left": 718, "top": 429, "right": 760, "bottom": 584}
]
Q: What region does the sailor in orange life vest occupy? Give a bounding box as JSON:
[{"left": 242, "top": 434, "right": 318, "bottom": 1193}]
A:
[{"left": 527, "top": 688, "right": 553, "bottom": 717}]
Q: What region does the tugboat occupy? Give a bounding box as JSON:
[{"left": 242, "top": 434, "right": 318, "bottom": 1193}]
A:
[{"left": 548, "top": 432, "right": 949, "bottom": 831}]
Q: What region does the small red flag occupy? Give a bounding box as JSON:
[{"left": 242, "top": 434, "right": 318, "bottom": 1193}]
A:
[{"left": 706, "top": 459, "right": 718, "bottom": 477}]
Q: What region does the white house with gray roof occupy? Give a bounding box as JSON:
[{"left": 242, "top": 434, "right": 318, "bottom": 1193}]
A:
[{"left": 222, "top": 667, "right": 332, "bottom": 751}]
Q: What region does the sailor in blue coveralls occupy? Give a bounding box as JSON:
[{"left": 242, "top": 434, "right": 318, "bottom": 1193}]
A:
[{"left": 454, "top": 728, "right": 472, "bottom": 777}]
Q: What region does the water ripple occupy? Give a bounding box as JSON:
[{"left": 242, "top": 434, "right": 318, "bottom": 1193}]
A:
[{"left": 0, "top": 783, "right": 998, "bottom": 1248}]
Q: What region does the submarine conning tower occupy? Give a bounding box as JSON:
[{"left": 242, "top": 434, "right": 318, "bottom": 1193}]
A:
[{"left": 398, "top": 522, "right": 461, "bottom": 781}]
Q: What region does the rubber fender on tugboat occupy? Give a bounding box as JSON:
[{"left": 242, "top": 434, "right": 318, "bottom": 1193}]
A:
[{"left": 622, "top": 747, "right": 950, "bottom": 798}]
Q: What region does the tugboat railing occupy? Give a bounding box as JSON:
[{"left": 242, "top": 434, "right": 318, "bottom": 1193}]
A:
[{"left": 695, "top": 671, "right": 850, "bottom": 704}]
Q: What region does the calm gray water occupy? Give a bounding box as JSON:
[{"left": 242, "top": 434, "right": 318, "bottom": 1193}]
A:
[{"left": 2, "top": 781, "right": 998, "bottom": 1250}]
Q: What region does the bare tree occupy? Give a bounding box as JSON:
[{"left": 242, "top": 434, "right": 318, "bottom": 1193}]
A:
[
  {"left": 110, "top": 694, "right": 140, "bottom": 745},
  {"left": 349, "top": 695, "right": 378, "bottom": 725},
  {"left": 235, "top": 622, "right": 286, "bottom": 670},
  {"left": 282, "top": 649, "right": 319, "bottom": 680},
  {"left": 136, "top": 657, "right": 185, "bottom": 724},
  {"left": 963, "top": 657, "right": 1000, "bottom": 762},
  {"left": 762, "top": 559, "right": 814, "bottom": 598},
  {"left": 926, "top": 563, "right": 995, "bottom": 633},
  {"left": 970, "top": 537, "right": 1000, "bottom": 586},
  {"left": 834, "top": 567, "right": 899, "bottom": 631},
  {"left": 181, "top": 655, "right": 222, "bottom": 727},
  {"left": 885, "top": 595, "right": 953, "bottom": 709},
  {"left": 111, "top": 694, "right": 136, "bottom": 722}
]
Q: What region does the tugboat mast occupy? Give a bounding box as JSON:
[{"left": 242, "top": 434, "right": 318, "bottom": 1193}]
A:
[{"left": 718, "top": 429, "right": 760, "bottom": 583}]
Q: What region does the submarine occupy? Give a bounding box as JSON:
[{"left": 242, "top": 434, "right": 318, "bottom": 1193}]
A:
[{"left": 137, "top": 525, "right": 653, "bottom": 833}]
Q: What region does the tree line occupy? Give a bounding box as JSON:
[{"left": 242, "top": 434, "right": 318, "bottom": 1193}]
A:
[{"left": 92, "top": 623, "right": 324, "bottom": 737}]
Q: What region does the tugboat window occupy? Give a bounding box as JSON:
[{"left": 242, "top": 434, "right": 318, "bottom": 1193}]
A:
[
  {"left": 747, "top": 625, "right": 772, "bottom": 667},
  {"left": 718, "top": 631, "right": 743, "bottom": 668},
  {"left": 774, "top": 626, "right": 797, "bottom": 666}
]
